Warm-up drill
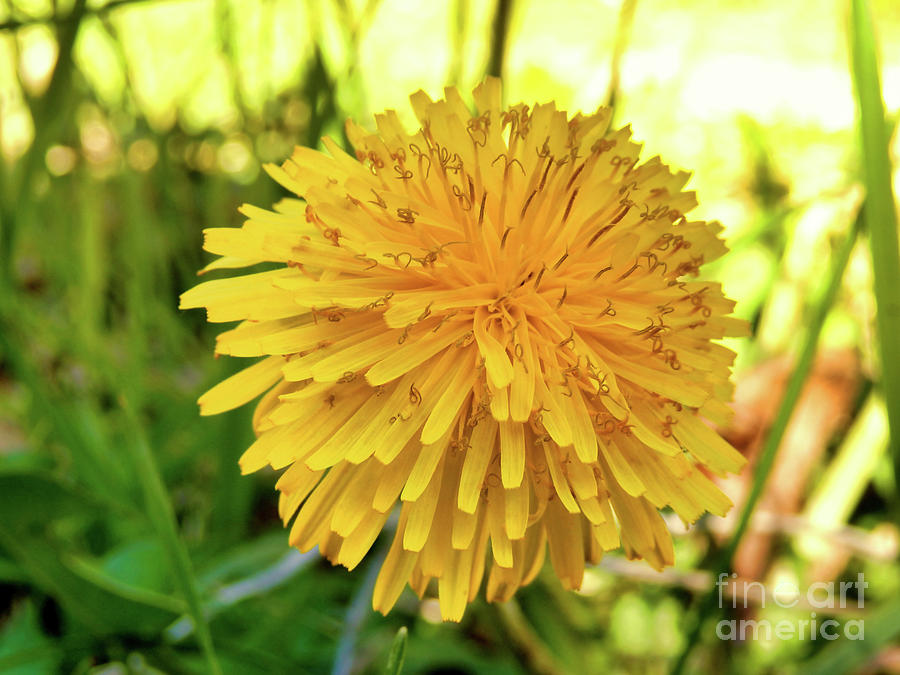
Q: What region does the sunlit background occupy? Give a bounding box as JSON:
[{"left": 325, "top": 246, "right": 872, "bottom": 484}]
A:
[{"left": 1, "top": 0, "right": 898, "bottom": 673}]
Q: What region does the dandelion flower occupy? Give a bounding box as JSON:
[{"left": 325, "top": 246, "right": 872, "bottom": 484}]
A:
[{"left": 181, "top": 78, "right": 748, "bottom": 621}]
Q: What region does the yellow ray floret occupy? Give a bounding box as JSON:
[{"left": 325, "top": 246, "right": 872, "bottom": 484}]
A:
[{"left": 181, "top": 78, "right": 748, "bottom": 622}]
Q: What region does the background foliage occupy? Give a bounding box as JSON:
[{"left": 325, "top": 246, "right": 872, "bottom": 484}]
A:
[{"left": 0, "top": 0, "right": 898, "bottom": 673}]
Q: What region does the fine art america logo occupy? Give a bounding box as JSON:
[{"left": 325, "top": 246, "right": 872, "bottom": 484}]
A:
[{"left": 715, "top": 573, "right": 867, "bottom": 641}]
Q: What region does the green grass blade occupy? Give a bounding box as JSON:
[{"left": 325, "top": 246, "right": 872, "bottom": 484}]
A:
[
  {"left": 850, "top": 0, "right": 900, "bottom": 493},
  {"left": 796, "top": 599, "right": 900, "bottom": 675},
  {"left": 671, "top": 209, "right": 864, "bottom": 674},
  {"left": 384, "top": 626, "right": 408, "bottom": 675},
  {"left": 121, "top": 401, "right": 222, "bottom": 675},
  {"left": 1, "top": 0, "right": 87, "bottom": 282},
  {"left": 0, "top": 316, "right": 132, "bottom": 503}
]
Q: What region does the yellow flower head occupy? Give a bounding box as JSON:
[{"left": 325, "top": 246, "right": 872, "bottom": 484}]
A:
[{"left": 181, "top": 78, "right": 748, "bottom": 621}]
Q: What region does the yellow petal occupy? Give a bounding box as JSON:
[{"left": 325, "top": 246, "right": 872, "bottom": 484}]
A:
[
  {"left": 372, "top": 440, "right": 419, "bottom": 512},
  {"left": 458, "top": 419, "right": 497, "bottom": 513},
  {"left": 672, "top": 413, "right": 746, "bottom": 475},
  {"left": 402, "top": 458, "right": 444, "bottom": 552},
  {"left": 565, "top": 383, "right": 599, "bottom": 462},
  {"left": 498, "top": 419, "right": 525, "bottom": 488},
  {"left": 288, "top": 464, "right": 352, "bottom": 552},
  {"left": 545, "top": 497, "right": 585, "bottom": 590},
  {"left": 401, "top": 427, "right": 452, "bottom": 502},
  {"left": 542, "top": 442, "right": 580, "bottom": 514},
  {"left": 489, "top": 381, "right": 510, "bottom": 421},
  {"left": 420, "top": 348, "right": 475, "bottom": 444},
  {"left": 599, "top": 438, "right": 646, "bottom": 498},
  {"left": 474, "top": 308, "right": 514, "bottom": 389},
  {"left": 180, "top": 269, "right": 301, "bottom": 323},
  {"left": 337, "top": 508, "right": 391, "bottom": 570},
  {"left": 565, "top": 456, "right": 599, "bottom": 500},
  {"left": 331, "top": 464, "right": 383, "bottom": 536},
  {"left": 372, "top": 513, "right": 419, "bottom": 615},
  {"left": 487, "top": 491, "right": 513, "bottom": 568},
  {"left": 534, "top": 376, "right": 573, "bottom": 448},
  {"left": 199, "top": 356, "right": 284, "bottom": 417},
  {"left": 486, "top": 555, "right": 525, "bottom": 603},
  {"left": 508, "top": 358, "right": 535, "bottom": 422},
  {"left": 438, "top": 544, "right": 475, "bottom": 622},
  {"left": 452, "top": 505, "right": 478, "bottom": 550},
  {"left": 504, "top": 479, "right": 529, "bottom": 540},
  {"left": 473, "top": 76, "right": 501, "bottom": 115},
  {"left": 366, "top": 324, "right": 469, "bottom": 386}
]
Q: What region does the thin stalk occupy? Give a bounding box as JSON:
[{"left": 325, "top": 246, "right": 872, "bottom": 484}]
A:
[
  {"left": 165, "top": 548, "right": 318, "bottom": 643},
  {"left": 121, "top": 401, "right": 222, "bottom": 675},
  {"left": 486, "top": 0, "right": 514, "bottom": 79},
  {"left": 331, "top": 546, "right": 386, "bottom": 675},
  {"left": 849, "top": 0, "right": 900, "bottom": 494},
  {"left": 605, "top": 0, "right": 639, "bottom": 121},
  {"left": 448, "top": 0, "right": 468, "bottom": 85},
  {"left": 670, "top": 209, "right": 864, "bottom": 675}
]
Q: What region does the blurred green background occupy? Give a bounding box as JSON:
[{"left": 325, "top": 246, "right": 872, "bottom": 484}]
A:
[{"left": 0, "top": 0, "right": 899, "bottom": 673}]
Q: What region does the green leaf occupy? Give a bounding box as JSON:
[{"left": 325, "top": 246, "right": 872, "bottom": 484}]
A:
[
  {"left": 0, "top": 600, "right": 62, "bottom": 675},
  {"left": 0, "top": 555, "right": 26, "bottom": 584},
  {"left": 0, "top": 472, "right": 102, "bottom": 532},
  {"left": 0, "top": 526, "right": 179, "bottom": 636},
  {"left": 101, "top": 538, "right": 174, "bottom": 596},
  {"left": 0, "top": 472, "right": 180, "bottom": 635},
  {"left": 65, "top": 553, "right": 185, "bottom": 615}
]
